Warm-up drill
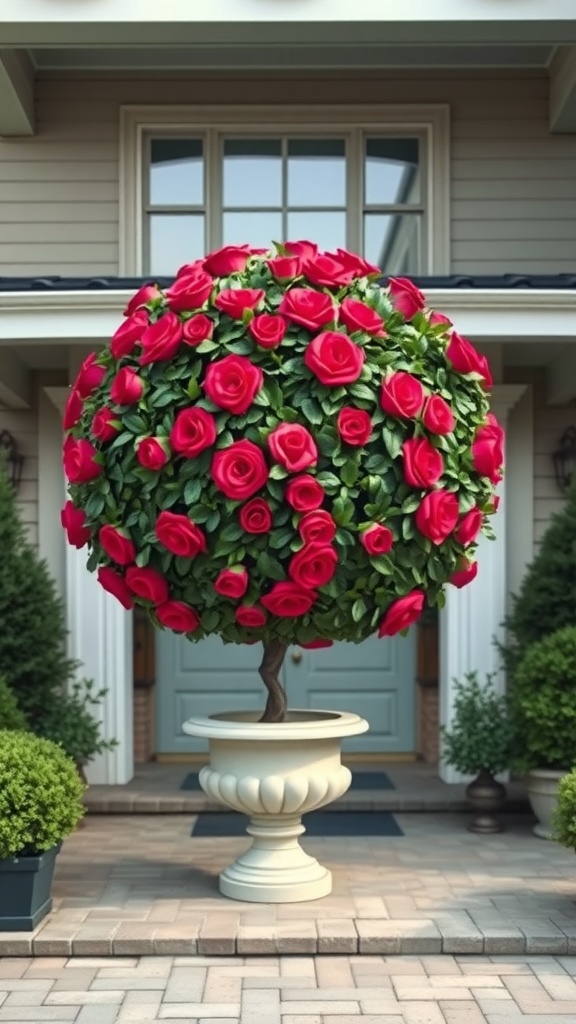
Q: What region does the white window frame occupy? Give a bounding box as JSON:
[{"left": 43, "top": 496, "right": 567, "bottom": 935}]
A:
[{"left": 119, "top": 104, "right": 450, "bottom": 276}]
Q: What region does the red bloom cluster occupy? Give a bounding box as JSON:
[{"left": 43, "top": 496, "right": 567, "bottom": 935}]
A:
[{"left": 61, "top": 242, "right": 501, "bottom": 645}]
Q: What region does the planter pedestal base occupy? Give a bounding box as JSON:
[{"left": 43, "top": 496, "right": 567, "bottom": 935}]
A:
[
  {"left": 218, "top": 814, "right": 331, "bottom": 903},
  {"left": 184, "top": 709, "right": 369, "bottom": 904}
]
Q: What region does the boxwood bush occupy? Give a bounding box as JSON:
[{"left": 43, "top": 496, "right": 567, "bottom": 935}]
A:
[
  {"left": 0, "top": 730, "right": 85, "bottom": 859},
  {"left": 553, "top": 768, "right": 576, "bottom": 851}
]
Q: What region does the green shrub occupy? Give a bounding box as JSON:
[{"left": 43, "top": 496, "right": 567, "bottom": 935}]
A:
[
  {"left": 0, "top": 676, "right": 28, "bottom": 732},
  {"left": 0, "top": 465, "right": 76, "bottom": 727},
  {"left": 509, "top": 626, "right": 576, "bottom": 772},
  {"left": 553, "top": 768, "right": 576, "bottom": 851},
  {"left": 503, "top": 479, "right": 576, "bottom": 674},
  {"left": 440, "top": 672, "right": 513, "bottom": 776},
  {"left": 0, "top": 730, "right": 85, "bottom": 858},
  {"left": 37, "top": 679, "right": 118, "bottom": 763}
]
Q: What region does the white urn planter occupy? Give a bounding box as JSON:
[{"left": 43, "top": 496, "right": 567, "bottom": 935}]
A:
[
  {"left": 526, "top": 768, "right": 567, "bottom": 839},
  {"left": 183, "top": 709, "right": 369, "bottom": 903}
]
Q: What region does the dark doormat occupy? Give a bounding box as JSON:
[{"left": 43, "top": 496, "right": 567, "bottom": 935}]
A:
[
  {"left": 182, "top": 770, "right": 394, "bottom": 792},
  {"left": 191, "top": 811, "right": 403, "bottom": 837}
]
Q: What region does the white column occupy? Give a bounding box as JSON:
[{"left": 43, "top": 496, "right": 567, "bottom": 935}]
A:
[
  {"left": 439, "top": 384, "right": 527, "bottom": 783},
  {"left": 44, "top": 386, "right": 134, "bottom": 785}
]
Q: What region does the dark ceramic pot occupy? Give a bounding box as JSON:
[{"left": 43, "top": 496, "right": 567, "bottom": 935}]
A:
[{"left": 465, "top": 768, "right": 507, "bottom": 833}]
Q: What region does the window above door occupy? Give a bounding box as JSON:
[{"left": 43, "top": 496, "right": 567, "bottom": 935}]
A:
[{"left": 119, "top": 105, "right": 450, "bottom": 277}]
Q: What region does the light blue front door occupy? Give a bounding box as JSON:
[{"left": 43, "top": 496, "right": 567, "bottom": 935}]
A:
[{"left": 156, "top": 631, "right": 416, "bottom": 755}]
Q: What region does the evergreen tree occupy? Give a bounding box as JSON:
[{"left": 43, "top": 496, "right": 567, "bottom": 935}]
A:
[
  {"left": 504, "top": 477, "right": 576, "bottom": 670},
  {"left": 0, "top": 463, "right": 75, "bottom": 726}
]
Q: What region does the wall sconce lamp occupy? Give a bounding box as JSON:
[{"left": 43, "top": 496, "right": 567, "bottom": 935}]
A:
[
  {"left": 552, "top": 426, "right": 576, "bottom": 493},
  {"left": 0, "top": 430, "right": 24, "bottom": 490}
]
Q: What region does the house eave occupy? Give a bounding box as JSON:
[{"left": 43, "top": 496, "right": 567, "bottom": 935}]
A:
[{"left": 0, "top": 288, "right": 575, "bottom": 344}]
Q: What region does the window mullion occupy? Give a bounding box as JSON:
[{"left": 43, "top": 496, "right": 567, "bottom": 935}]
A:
[
  {"left": 206, "top": 129, "right": 221, "bottom": 251},
  {"left": 347, "top": 129, "right": 362, "bottom": 255}
]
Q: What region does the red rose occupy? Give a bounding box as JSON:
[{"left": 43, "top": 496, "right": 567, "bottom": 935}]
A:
[
  {"left": 61, "top": 501, "right": 91, "bottom": 549},
  {"left": 333, "top": 248, "right": 380, "bottom": 278},
  {"left": 455, "top": 507, "right": 483, "bottom": 546},
  {"left": 261, "top": 581, "right": 318, "bottom": 617},
  {"left": 215, "top": 288, "right": 265, "bottom": 320},
  {"left": 123, "top": 284, "right": 160, "bottom": 317},
  {"left": 155, "top": 511, "right": 207, "bottom": 558},
  {"left": 74, "top": 353, "right": 106, "bottom": 399},
  {"left": 63, "top": 437, "right": 102, "bottom": 483},
  {"left": 176, "top": 259, "right": 203, "bottom": 278},
  {"left": 126, "top": 565, "right": 169, "bottom": 604},
  {"left": 339, "top": 297, "right": 385, "bottom": 336},
  {"left": 164, "top": 269, "right": 213, "bottom": 313},
  {"left": 278, "top": 288, "right": 336, "bottom": 331},
  {"left": 235, "top": 604, "right": 268, "bottom": 628},
  {"left": 300, "top": 638, "right": 334, "bottom": 649},
  {"left": 415, "top": 491, "right": 460, "bottom": 545},
  {"left": 289, "top": 542, "right": 337, "bottom": 589},
  {"left": 378, "top": 590, "right": 425, "bottom": 637},
  {"left": 110, "top": 368, "right": 144, "bottom": 406},
  {"left": 429, "top": 310, "right": 452, "bottom": 329},
  {"left": 137, "top": 437, "right": 170, "bottom": 471},
  {"left": 268, "top": 423, "right": 317, "bottom": 473},
  {"left": 388, "top": 277, "right": 426, "bottom": 319},
  {"left": 156, "top": 600, "right": 200, "bottom": 633},
  {"left": 304, "top": 331, "right": 365, "bottom": 386},
  {"left": 298, "top": 510, "right": 336, "bottom": 545},
  {"left": 139, "top": 312, "right": 184, "bottom": 366},
  {"left": 381, "top": 372, "right": 425, "bottom": 419},
  {"left": 183, "top": 314, "right": 214, "bottom": 346},
  {"left": 170, "top": 407, "right": 217, "bottom": 459},
  {"left": 449, "top": 559, "right": 479, "bottom": 589},
  {"left": 446, "top": 332, "right": 493, "bottom": 389},
  {"left": 402, "top": 438, "right": 444, "bottom": 488},
  {"left": 360, "top": 523, "right": 393, "bottom": 556},
  {"left": 422, "top": 395, "right": 455, "bottom": 435},
  {"left": 63, "top": 389, "right": 83, "bottom": 430},
  {"left": 284, "top": 240, "right": 318, "bottom": 260},
  {"left": 91, "top": 407, "right": 120, "bottom": 442},
  {"left": 111, "top": 310, "right": 148, "bottom": 359},
  {"left": 239, "top": 497, "right": 273, "bottom": 534},
  {"left": 99, "top": 524, "right": 136, "bottom": 565},
  {"left": 304, "top": 254, "right": 354, "bottom": 288},
  {"left": 212, "top": 440, "right": 269, "bottom": 500},
  {"left": 472, "top": 414, "right": 504, "bottom": 483},
  {"left": 285, "top": 475, "right": 325, "bottom": 512},
  {"left": 203, "top": 355, "right": 263, "bottom": 414},
  {"left": 337, "top": 407, "right": 372, "bottom": 446},
  {"left": 203, "top": 244, "right": 252, "bottom": 276},
  {"left": 266, "top": 256, "right": 302, "bottom": 281},
  {"left": 97, "top": 566, "right": 134, "bottom": 610},
  {"left": 214, "top": 566, "right": 249, "bottom": 599},
  {"left": 249, "top": 314, "right": 287, "bottom": 349}
]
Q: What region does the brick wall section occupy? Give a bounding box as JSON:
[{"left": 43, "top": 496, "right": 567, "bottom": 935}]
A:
[
  {"left": 133, "top": 687, "right": 155, "bottom": 763},
  {"left": 416, "top": 617, "right": 440, "bottom": 764}
]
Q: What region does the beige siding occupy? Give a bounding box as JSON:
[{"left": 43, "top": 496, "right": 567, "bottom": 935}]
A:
[
  {"left": 0, "top": 71, "right": 574, "bottom": 275},
  {"left": 0, "top": 406, "right": 38, "bottom": 545},
  {"left": 533, "top": 399, "right": 575, "bottom": 546}
]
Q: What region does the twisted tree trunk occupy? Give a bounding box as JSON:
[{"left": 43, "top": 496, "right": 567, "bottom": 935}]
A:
[{"left": 258, "top": 639, "right": 288, "bottom": 722}]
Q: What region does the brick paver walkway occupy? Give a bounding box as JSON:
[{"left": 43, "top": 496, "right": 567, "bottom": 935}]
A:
[
  {"left": 2, "top": 812, "right": 576, "bottom": 958},
  {"left": 2, "top": 953, "right": 576, "bottom": 1022}
]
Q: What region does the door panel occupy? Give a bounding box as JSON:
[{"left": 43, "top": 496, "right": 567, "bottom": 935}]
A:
[{"left": 156, "top": 631, "right": 416, "bottom": 754}]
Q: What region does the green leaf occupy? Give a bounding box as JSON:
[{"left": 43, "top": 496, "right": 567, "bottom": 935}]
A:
[
  {"left": 184, "top": 479, "right": 202, "bottom": 505},
  {"left": 269, "top": 464, "right": 288, "bottom": 480},
  {"left": 341, "top": 459, "right": 359, "bottom": 488},
  {"left": 186, "top": 377, "right": 200, "bottom": 400},
  {"left": 352, "top": 597, "right": 367, "bottom": 623},
  {"left": 349, "top": 382, "right": 376, "bottom": 402},
  {"left": 256, "top": 551, "right": 285, "bottom": 580},
  {"left": 202, "top": 609, "right": 219, "bottom": 632},
  {"left": 301, "top": 397, "right": 323, "bottom": 425},
  {"left": 369, "top": 555, "right": 394, "bottom": 576},
  {"left": 85, "top": 492, "right": 105, "bottom": 518},
  {"left": 196, "top": 339, "right": 220, "bottom": 353},
  {"left": 382, "top": 426, "right": 402, "bottom": 459}
]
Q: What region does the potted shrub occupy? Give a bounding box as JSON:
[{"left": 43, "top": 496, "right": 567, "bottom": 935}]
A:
[
  {"left": 553, "top": 768, "right": 576, "bottom": 853},
  {"left": 509, "top": 625, "right": 576, "bottom": 838},
  {"left": 0, "top": 730, "right": 85, "bottom": 930},
  {"left": 62, "top": 241, "right": 501, "bottom": 901},
  {"left": 37, "top": 678, "right": 118, "bottom": 782},
  {"left": 440, "top": 672, "right": 513, "bottom": 833}
]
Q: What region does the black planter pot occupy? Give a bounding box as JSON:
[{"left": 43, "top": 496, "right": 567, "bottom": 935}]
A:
[
  {"left": 0, "top": 845, "right": 60, "bottom": 931},
  {"left": 465, "top": 769, "right": 507, "bottom": 834}
]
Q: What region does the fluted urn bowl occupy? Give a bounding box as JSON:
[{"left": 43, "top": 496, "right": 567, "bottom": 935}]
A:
[{"left": 183, "top": 709, "right": 369, "bottom": 903}]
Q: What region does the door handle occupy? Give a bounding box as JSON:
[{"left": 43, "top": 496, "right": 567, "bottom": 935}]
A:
[{"left": 291, "top": 650, "right": 302, "bottom": 664}]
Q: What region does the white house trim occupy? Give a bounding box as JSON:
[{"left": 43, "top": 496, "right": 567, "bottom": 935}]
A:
[
  {"left": 1, "top": 289, "right": 575, "bottom": 345},
  {"left": 118, "top": 104, "right": 451, "bottom": 277},
  {"left": 0, "top": 49, "right": 34, "bottom": 137},
  {"left": 439, "top": 383, "right": 528, "bottom": 784}
]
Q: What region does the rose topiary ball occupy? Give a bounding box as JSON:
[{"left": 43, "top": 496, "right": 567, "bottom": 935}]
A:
[{"left": 61, "top": 242, "right": 501, "bottom": 716}]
